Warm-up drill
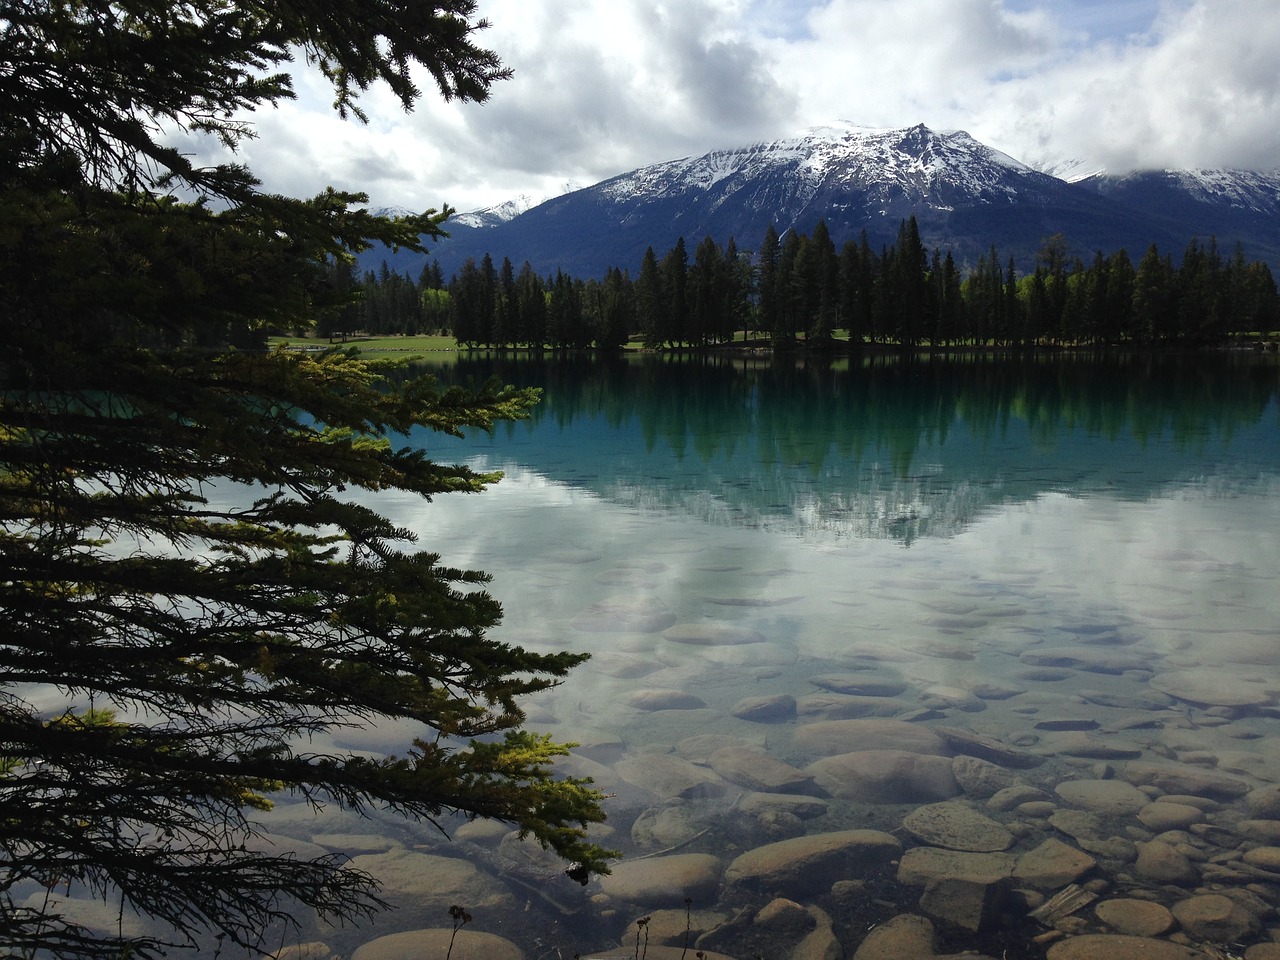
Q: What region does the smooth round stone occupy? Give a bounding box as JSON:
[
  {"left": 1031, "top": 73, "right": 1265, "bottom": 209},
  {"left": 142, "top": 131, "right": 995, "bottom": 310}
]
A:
[
  {"left": 618, "top": 908, "right": 729, "bottom": 947},
  {"left": 724, "top": 829, "right": 901, "bottom": 896},
  {"left": 901, "top": 801, "right": 1015, "bottom": 852},
  {"left": 932, "top": 725, "right": 1043, "bottom": 768},
  {"left": 353, "top": 929, "right": 524, "bottom": 960},
  {"left": 673, "top": 734, "right": 750, "bottom": 762},
  {"left": 1171, "top": 893, "right": 1261, "bottom": 942},
  {"left": 988, "top": 785, "right": 1051, "bottom": 812},
  {"left": 1055, "top": 779, "right": 1150, "bottom": 816},
  {"left": 1149, "top": 671, "right": 1272, "bottom": 708},
  {"left": 1046, "top": 933, "right": 1217, "bottom": 959},
  {"left": 582, "top": 947, "right": 738, "bottom": 960},
  {"left": 1094, "top": 898, "right": 1175, "bottom": 937},
  {"left": 599, "top": 853, "right": 723, "bottom": 906},
  {"left": 624, "top": 689, "right": 707, "bottom": 711},
  {"left": 796, "top": 693, "right": 910, "bottom": 719},
  {"left": 1013, "top": 838, "right": 1097, "bottom": 890},
  {"left": 614, "top": 754, "right": 728, "bottom": 801},
  {"left": 806, "top": 750, "right": 960, "bottom": 804},
  {"left": 1241, "top": 846, "right": 1280, "bottom": 872},
  {"left": 347, "top": 849, "right": 507, "bottom": 906},
  {"left": 631, "top": 804, "right": 703, "bottom": 850},
  {"left": 732, "top": 693, "right": 797, "bottom": 722},
  {"left": 708, "top": 745, "right": 816, "bottom": 794},
  {"left": 1236, "top": 820, "right": 1280, "bottom": 844},
  {"left": 897, "top": 847, "right": 1015, "bottom": 886},
  {"left": 851, "top": 913, "right": 936, "bottom": 960},
  {"left": 951, "top": 755, "right": 1019, "bottom": 799},
  {"left": 808, "top": 672, "right": 908, "bottom": 697},
  {"left": 1137, "top": 801, "right": 1203, "bottom": 832},
  {"left": 662, "top": 622, "right": 766, "bottom": 645},
  {"left": 1020, "top": 647, "right": 1150, "bottom": 674},
  {"left": 1134, "top": 840, "right": 1199, "bottom": 886},
  {"left": 1125, "top": 761, "right": 1250, "bottom": 800},
  {"left": 791, "top": 719, "right": 948, "bottom": 756},
  {"left": 1043, "top": 732, "right": 1143, "bottom": 760},
  {"left": 1247, "top": 784, "right": 1280, "bottom": 818},
  {"left": 738, "top": 792, "right": 829, "bottom": 821},
  {"left": 919, "top": 685, "right": 986, "bottom": 711}
]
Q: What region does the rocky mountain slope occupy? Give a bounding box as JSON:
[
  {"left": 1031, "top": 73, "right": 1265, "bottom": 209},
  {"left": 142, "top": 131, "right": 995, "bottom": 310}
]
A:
[{"left": 368, "top": 122, "right": 1280, "bottom": 279}]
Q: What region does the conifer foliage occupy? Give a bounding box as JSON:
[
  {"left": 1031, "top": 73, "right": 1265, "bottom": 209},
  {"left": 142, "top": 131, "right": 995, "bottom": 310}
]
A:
[{"left": 0, "top": 3, "right": 609, "bottom": 959}]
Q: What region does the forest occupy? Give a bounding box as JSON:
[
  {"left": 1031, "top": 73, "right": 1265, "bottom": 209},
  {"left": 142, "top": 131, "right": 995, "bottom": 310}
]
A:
[{"left": 319, "top": 216, "right": 1280, "bottom": 350}]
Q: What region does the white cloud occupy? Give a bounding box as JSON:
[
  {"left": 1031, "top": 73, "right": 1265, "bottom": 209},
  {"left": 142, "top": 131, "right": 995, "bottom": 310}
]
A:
[{"left": 194, "top": 0, "right": 1280, "bottom": 210}]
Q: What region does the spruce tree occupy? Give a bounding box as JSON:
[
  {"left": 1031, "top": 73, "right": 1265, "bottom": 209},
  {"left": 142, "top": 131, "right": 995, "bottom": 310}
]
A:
[{"left": 0, "top": 3, "right": 612, "bottom": 959}]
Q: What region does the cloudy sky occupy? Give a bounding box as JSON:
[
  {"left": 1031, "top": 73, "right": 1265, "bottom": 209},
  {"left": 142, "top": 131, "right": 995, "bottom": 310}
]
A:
[{"left": 232, "top": 0, "right": 1280, "bottom": 215}]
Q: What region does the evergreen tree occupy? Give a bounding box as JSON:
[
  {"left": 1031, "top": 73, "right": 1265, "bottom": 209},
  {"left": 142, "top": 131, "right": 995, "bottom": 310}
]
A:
[
  {"left": 0, "top": 6, "right": 612, "bottom": 959},
  {"left": 659, "top": 238, "right": 689, "bottom": 347},
  {"left": 807, "top": 220, "right": 839, "bottom": 344},
  {"left": 636, "top": 247, "right": 664, "bottom": 350},
  {"left": 757, "top": 225, "right": 781, "bottom": 341},
  {"left": 516, "top": 260, "right": 548, "bottom": 347},
  {"left": 1133, "top": 244, "right": 1178, "bottom": 342}
]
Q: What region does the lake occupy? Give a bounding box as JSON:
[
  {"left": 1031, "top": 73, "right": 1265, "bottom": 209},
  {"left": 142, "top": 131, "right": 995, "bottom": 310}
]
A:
[{"left": 273, "top": 351, "right": 1280, "bottom": 959}]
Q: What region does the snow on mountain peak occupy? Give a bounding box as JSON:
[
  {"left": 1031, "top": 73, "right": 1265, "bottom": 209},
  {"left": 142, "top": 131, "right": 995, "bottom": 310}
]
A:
[{"left": 598, "top": 121, "right": 1043, "bottom": 213}]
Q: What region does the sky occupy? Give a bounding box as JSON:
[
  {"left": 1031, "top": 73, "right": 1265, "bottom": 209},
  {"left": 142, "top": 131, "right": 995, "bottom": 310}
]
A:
[{"left": 222, "top": 0, "right": 1280, "bottom": 215}]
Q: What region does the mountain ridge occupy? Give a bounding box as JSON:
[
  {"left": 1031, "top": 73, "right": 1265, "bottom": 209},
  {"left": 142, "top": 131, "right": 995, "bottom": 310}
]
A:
[{"left": 365, "top": 122, "right": 1280, "bottom": 279}]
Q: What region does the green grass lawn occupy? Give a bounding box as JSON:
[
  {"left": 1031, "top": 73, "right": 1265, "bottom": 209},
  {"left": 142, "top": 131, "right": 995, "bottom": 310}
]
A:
[{"left": 271, "top": 334, "right": 458, "bottom": 353}]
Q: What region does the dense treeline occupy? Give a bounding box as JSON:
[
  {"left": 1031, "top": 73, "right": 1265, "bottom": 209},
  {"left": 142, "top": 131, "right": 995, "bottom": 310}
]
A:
[{"left": 332, "top": 217, "right": 1279, "bottom": 349}]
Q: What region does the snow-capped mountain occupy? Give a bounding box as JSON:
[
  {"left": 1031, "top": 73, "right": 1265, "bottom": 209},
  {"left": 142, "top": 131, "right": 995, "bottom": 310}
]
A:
[
  {"left": 452, "top": 195, "right": 542, "bottom": 229},
  {"left": 366, "top": 123, "right": 1280, "bottom": 279}
]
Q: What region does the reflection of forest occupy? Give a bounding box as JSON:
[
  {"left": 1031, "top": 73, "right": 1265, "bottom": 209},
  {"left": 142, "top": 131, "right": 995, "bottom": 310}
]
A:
[{"left": 416, "top": 352, "right": 1280, "bottom": 541}]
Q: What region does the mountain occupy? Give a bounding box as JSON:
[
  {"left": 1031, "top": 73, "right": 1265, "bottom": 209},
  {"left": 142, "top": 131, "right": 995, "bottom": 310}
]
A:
[{"left": 366, "top": 122, "right": 1280, "bottom": 280}]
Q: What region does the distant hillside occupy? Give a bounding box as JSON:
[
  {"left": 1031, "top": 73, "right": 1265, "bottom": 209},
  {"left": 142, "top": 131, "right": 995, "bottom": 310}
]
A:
[{"left": 363, "top": 122, "right": 1280, "bottom": 280}]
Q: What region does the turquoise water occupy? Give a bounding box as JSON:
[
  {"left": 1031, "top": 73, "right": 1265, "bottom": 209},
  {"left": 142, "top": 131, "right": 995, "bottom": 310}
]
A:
[{"left": 296, "top": 352, "right": 1280, "bottom": 957}]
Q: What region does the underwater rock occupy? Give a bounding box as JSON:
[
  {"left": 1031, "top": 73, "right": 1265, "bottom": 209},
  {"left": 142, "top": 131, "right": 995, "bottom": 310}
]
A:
[
  {"left": 352, "top": 929, "right": 525, "bottom": 960},
  {"left": 1133, "top": 840, "right": 1200, "bottom": 886},
  {"left": 919, "top": 875, "right": 1013, "bottom": 933},
  {"left": 1021, "top": 647, "right": 1151, "bottom": 675},
  {"left": 850, "top": 913, "right": 937, "bottom": 960},
  {"left": 897, "top": 847, "right": 1016, "bottom": 886},
  {"left": 731, "top": 693, "right": 797, "bottom": 722},
  {"left": 951, "top": 755, "right": 1020, "bottom": 798},
  {"left": 615, "top": 753, "right": 729, "bottom": 801},
  {"left": 1170, "top": 893, "right": 1261, "bottom": 943},
  {"left": 599, "top": 853, "right": 723, "bottom": 906},
  {"left": 737, "top": 792, "right": 829, "bottom": 821},
  {"left": 662, "top": 622, "right": 767, "bottom": 645},
  {"left": 791, "top": 718, "right": 949, "bottom": 757},
  {"left": 902, "top": 801, "right": 1015, "bottom": 852},
  {"left": 1040, "top": 731, "right": 1144, "bottom": 760},
  {"left": 624, "top": 689, "right": 708, "bottom": 711},
  {"left": 1054, "top": 779, "right": 1150, "bottom": 816},
  {"left": 631, "top": 802, "right": 704, "bottom": 850},
  {"left": 1123, "top": 761, "right": 1251, "bottom": 800},
  {"left": 1012, "top": 838, "right": 1097, "bottom": 890},
  {"left": 723, "top": 829, "right": 900, "bottom": 897},
  {"left": 618, "top": 907, "right": 730, "bottom": 947},
  {"left": 1045, "top": 934, "right": 1217, "bottom": 959},
  {"left": 809, "top": 672, "right": 908, "bottom": 697},
  {"left": 1093, "top": 898, "right": 1175, "bottom": 937},
  {"left": 582, "top": 946, "right": 739, "bottom": 960},
  {"left": 1136, "top": 801, "right": 1203, "bottom": 832},
  {"left": 795, "top": 693, "right": 910, "bottom": 719},
  {"left": 708, "top": 745, "right": 817, "bottom": 794},
  {"left": 346, "top": 849, "right": 510, "bottom": 909},
  {"left": 1148, "top": 670, "right": 1273, "bottom": 708},
  {"left": 932, "top": 725, "right": 1043, "bottom": 768},
  {"left": 806, "top": 750, "right": 960, "bottom": 803}
]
